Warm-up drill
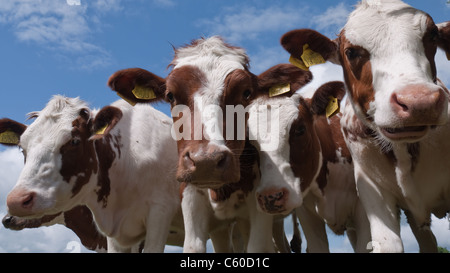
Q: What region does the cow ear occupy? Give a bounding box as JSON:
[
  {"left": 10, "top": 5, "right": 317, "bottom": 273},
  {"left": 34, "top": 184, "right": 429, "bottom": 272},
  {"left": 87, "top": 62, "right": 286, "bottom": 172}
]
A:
[
  {"left": 310, "top": 81, "right": 346, "bottom": 118},
  {"left": 90, "top": 106, "right": 123, "bottom": 141},
  {"left": 0, "top": 118, "right": 27, "bottom": 146},
  {"left": 281, "top": 29, "right": 340, "bottom": 69},
  {"left": 107, "top": 68, "right": 166, "bottom": 106},
  {"left": 256, "top": 64, "right": 313, "bottom": 98},
  {"left": 438, "top": 22, "right": 450, "bottom": 60}
]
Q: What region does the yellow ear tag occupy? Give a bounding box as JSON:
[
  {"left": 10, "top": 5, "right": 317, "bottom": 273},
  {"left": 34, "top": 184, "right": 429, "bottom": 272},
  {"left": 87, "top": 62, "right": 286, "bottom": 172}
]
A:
[
  {"left": 95, "top": 124, "right": 108, "bottom": 135},
  {"left": 326, "top": 96, "right": 340, "bottom": 118},
  {"left": 289, "top": 55, "right": 309, "bottom": 71},
  {"left": 116, "top": 92, "right": 137, "bottom": 106},
  {"left": 301, "top": 44, "right": 326, "bottom": 68},
  {"left": 0, "top": 129, "right": 20, "bottom": 145},
  {"left": 132, "top": 85, "right": 156, "bottom": 100},
  {"left": 269, "top": 83, "right": 291, "bottom": 97}
]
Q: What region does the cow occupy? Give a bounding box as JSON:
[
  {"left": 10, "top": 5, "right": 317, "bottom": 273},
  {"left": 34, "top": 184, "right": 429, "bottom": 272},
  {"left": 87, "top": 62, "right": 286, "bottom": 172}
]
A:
[
  {"left": 1, "top": 96, "right": 183, "bottom": 252},
  {"left": 107, "top": 36, "right": 312, "bottom": 252},
  {"left": 279, "top": 0, "right": 450, "bottom": 252},
  {"left": 247, "top": 80, "right": 371, "bottom": 252}
]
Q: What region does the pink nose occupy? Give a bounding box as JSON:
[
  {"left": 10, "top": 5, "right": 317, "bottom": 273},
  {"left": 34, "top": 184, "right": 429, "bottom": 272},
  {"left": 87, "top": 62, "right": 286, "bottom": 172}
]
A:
[
  {"left": 6, "top": 189, "right": 35, "bottom": 217},
  {"left": 390, "top": 84, "right": 445, "bottom": 124},
  {"left": 257, "top": 188, "right": 288, "bottom": 214}
]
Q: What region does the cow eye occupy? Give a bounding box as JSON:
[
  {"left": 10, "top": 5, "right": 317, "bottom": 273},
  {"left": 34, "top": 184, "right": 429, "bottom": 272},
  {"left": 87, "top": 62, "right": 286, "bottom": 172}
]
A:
[
  {"left": 71, "top": 137, "right": 81, "bottom": 146},
  {"left": 79, "top": 108, "right": 90, "bottom": 120},
  {"left": 166, "top": 92, "right": 175, "bottom": 103},
  {"left": 294, "top": 126, "right": 305, "bottom": 137},
  {"left": 243, "top": 89, "right": 252, "bottom": 100},
  {"left": 345, "top": 48, "right": 359, "bottom": 60}
]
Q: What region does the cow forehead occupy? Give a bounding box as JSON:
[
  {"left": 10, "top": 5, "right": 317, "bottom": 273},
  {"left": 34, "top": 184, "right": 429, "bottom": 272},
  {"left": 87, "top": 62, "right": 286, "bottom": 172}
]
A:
[
  {"left": 171, "top": 36, "right": 249, "bottom": 104},
  {"left": 20, "top": 96, "right": 90, "bottom": 150},
  {"left": 344, "top": 0, "right": 429, "bottom": 53},
  {"left": 248, "top": 96, "right": 301, "bottom": 149}
]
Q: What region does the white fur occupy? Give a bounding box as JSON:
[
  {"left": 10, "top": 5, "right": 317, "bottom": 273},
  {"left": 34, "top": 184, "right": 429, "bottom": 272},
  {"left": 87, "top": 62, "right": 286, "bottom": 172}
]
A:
[{"left": 345, "top": 0, "right": 446, "bottom": 130}]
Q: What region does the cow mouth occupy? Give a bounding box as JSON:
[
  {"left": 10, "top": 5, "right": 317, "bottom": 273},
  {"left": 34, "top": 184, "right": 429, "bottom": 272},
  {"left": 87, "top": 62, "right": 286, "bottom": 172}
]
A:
[{"left": 380, "top": 126, "right": 429, "bottom": 140}]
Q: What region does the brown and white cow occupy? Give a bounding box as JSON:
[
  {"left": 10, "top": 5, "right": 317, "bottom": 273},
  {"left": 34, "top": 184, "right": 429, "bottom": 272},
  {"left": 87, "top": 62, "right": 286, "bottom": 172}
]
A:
[
  {"left": 107, "top": 36, "right": 312, "bottom": 252},
  {"left": 248, "top": 81, "right": 371, "bottom": 252},
  {"left": 1, "top": 96, "right": 182, "bottom": 252},
  {"left": 280, "top": 0, "right": 450, "bottom": 252}
]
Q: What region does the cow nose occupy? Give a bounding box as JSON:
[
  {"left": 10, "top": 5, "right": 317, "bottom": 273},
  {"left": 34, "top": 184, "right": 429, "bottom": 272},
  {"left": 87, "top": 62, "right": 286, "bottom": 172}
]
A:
[
  {"left": 257, "top": 188, "right": 288, "bottom": 214},
  {"left": 391, "top": 85, "right": 445, "bottom": 122},
  {"left": 183, "top": 148, "right": 232, "bottom": 171},
  {"left": 6, "top": 190, "right": 35, "bottom": 217}
]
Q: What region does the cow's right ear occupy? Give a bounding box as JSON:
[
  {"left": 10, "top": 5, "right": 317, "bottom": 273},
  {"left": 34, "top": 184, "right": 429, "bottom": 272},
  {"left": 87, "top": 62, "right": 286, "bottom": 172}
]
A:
[
  {"left": 0, "top": 118, "right": 27, "bottom": 146},
  {"left": 107, "top": 68, "right": 166, "bottom": 106},
  {"left": 90, "top": 106, "right": 123, "bottom": 141},
  {"left": 310, "top": 81, "right": 346, "bottom": 118},
  {"left": 280, "top": 29, "right": 340, "bottom": 69}
]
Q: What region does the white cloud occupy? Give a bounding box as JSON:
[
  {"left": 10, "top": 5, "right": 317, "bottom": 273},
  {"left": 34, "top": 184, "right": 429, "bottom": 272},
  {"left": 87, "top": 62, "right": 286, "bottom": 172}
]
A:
[
  {"left": 436, "top": 49, "right": 450, "bottom": 87},
  {"left": 152, "top": 0, "right": 175, "bottom": 7},
  {"left": 197, "top": 5, "right": 308, "bottom": 43},
  {"left": 0, "top": 0, "right": 121, "bottom": 70},
  {"left": 311, "top": 2, "right": 350, "bottom": 36}
]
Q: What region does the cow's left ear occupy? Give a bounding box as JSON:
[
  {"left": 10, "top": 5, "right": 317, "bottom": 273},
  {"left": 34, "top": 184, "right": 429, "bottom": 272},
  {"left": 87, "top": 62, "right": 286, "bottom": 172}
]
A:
[
  {"left": 90, "top": 106, "right": 123, "bottom": 141},
  {"left": 256, "top": 64, "right": 313, "bottom": 98},
  {"left": 310, "top": 81, "right": 346, "bottom": 118},
  {"left": 0, "top": 118, "right": 27, "bottom": 146},
  {"left": 437, "top": 22, "right": 450, "bottom": 60}
]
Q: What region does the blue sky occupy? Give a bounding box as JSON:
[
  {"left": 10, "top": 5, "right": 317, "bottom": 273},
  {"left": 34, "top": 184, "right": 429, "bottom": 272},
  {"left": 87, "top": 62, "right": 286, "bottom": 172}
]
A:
[{"left": 0, "top": 0, "right": 449, "bottom": 252}]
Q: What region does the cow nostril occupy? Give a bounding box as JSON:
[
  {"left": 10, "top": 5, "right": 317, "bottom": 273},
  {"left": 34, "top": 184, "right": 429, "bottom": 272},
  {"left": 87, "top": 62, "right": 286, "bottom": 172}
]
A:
[
  {"left": 22, "top": 193, "right": 34, "bottom": 208},
  {"left": 392, "top": 93, "right": 408, "bottom": 112},
  {"left": 217, "top": 154, "right": 227, "bottom": 169}
]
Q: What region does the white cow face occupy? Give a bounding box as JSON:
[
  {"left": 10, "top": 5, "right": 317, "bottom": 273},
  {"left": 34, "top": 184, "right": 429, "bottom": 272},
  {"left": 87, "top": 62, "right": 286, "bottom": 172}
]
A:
[
  {"left": 248, "top": 82, "right": 347, "bottom": 215},
  {"left": 281, "top": 0, "right": 450, "bottom": 144},
  {"left": 1, "top": 96, "right": 122, "bottom": 218}
]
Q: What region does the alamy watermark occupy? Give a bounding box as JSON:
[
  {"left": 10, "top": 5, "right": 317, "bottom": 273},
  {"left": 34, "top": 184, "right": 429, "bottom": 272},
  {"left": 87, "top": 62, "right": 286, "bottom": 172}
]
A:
[{"left": 170, "top": 97, "right": 280, "bottom": 151}]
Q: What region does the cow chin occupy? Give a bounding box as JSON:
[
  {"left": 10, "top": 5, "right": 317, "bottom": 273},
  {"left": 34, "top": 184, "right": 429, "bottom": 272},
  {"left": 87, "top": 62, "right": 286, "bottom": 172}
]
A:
[
  {"left": 379, "top": 125, "right": 431, "bottom": 143},
  {"left": 177, "top": 172, "right": 241, "bottom": 190}
]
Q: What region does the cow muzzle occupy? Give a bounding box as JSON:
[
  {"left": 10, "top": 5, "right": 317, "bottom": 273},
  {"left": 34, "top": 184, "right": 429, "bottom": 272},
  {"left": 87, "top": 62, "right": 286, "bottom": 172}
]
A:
[
  {"left": 257, "top": 188, "right": 289, "bottom": 214},
  {"left": 382, "top": 84, "right": 448, "bottom": 141},
  {"left": 6, "top": 188, "right": 36, "bottom": 217},
  {"left": 176, "top": 144, "right": 240, "bottom": 189}
]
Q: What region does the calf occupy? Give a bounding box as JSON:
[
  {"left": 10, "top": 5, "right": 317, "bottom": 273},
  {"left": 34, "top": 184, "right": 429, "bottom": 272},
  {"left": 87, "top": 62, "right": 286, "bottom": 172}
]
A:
[
  {"left": 107, "top": 36, "right": 312, "bottom": 252},
  {"left": 1, "top": 97, "right": 181, "bottom": 252},
  {"left": 248, "top": 81, "right": 370, "bottom": 252},
  {"left": 280, "top": 0, "right": 450, "bottom": 252}
]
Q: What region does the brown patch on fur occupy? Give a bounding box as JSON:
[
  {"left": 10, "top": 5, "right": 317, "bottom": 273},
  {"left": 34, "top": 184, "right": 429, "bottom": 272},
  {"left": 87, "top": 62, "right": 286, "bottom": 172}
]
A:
[
  {"left": 64, "top": 205, "right": 107, "bottom": 251},
  {"left": 60, "top": 111, "right": 98, "bottom": 197},
  {"left": 289, "top": 98, "right": 321, "bottom": 192},
  {"left": 338, "top": 32, "right": 374, "bottom": 120}
]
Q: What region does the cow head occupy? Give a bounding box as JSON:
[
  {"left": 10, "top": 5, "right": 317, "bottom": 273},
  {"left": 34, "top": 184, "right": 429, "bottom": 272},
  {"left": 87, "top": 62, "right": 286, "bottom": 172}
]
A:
[
  {"left": 1, "top": 96, "right": 123, "bottom": 218},
  {"left": 281, "top": 0, "right": 450, "bottom": 144},
  {"left": 248, "top": 81, "right": 346, "bottom": 214},
  {"left": 107, "top": 36, "right": 312, "bottom": 189}
]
